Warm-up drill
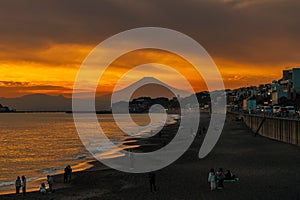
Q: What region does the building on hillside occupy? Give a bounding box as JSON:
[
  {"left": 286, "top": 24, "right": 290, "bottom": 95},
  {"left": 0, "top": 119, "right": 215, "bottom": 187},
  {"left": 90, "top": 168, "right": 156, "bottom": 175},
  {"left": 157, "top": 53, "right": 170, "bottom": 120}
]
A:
[
  {"left": 290, "top": 68, "right": 300, "bottom": 94},
  {"left": 243, "top": 96, "right": 256, "bottom": 113},
  {"left": 271, "top": 80, "right": 287, "bottom": 105},
  {"left": 0, "top": 104, "right": 11, "bottom": 112},
  {"left": 278, "top": 68, "right": 300, "bottom": 101}
]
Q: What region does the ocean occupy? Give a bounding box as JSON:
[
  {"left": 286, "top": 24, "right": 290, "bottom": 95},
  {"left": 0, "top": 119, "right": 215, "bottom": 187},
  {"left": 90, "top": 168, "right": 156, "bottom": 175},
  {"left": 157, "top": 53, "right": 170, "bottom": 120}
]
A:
[{"left": 0, "top": 112, "right": 172, "bottom": 194}]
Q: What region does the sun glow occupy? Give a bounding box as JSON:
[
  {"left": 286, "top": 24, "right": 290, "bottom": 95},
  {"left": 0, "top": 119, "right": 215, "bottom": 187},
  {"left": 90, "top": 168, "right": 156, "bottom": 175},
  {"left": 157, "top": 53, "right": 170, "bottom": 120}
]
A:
[{"left": 0, "top": 43, "right": 287, "bottom": 98}]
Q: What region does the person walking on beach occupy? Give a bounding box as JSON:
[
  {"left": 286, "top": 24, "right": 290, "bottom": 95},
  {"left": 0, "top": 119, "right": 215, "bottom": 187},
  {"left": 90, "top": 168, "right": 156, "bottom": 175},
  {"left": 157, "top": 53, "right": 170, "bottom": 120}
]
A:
[
  {"left": 148, "top": 171, "right": 157, "bottom": 193},
  {"left": 67, "top": 165, "right": 72, "bottom": 182},
  {"left": 15, "top": 176, "right": 21, "bottom": 194},
  {"left": 47, "top": 175, "right": 53, "bottom": 193},
  {"left": 216, "top": 168, "right": 225, "bottom": 189},
  {"left": 64, "top": 165, "right": 73, "bottom": 183},
  {"left": 64, "top": 166, "right": 68, "bottom": 183},
  {"left": 208, "top": 168, "right": 216, "bottom": 190},
  {"left": 202, "top": 127, "right": 207, "bottom": 134},
  {"left": 21, "top": 175, "right": 26, "bottom": 196}
]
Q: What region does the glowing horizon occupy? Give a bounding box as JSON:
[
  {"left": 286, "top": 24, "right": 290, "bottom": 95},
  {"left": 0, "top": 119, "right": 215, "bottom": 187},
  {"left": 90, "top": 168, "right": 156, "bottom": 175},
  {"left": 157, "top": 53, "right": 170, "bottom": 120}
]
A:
[
  {"left": 0, "top": 43, "right": 291, "bottom": 98},
  {"left": 1, "top": 0, "right": 300, "bottom": 98}
]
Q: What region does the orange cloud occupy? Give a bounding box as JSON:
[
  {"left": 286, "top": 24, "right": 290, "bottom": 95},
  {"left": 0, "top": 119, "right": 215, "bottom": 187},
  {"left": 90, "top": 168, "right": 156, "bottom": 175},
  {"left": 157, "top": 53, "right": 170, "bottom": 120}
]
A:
[
  {"left": 97, "top": 49, "right": 208, "bottom": 96},
  {"left": 0, "top": 0, "right": 300, "bottom": 99},
  {"left": 0, "top": 42, "right": 295, "bottom": 98},
  {"left": 0, "top": 43, "right": 94, "bottom": 97}
]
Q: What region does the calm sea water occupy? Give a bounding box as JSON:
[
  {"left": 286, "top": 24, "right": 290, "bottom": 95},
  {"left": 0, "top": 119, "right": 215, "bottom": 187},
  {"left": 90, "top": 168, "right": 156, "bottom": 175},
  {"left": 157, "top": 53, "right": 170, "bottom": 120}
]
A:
[{"left": 0, "top": 113, "right": 170, "bottom": 194}]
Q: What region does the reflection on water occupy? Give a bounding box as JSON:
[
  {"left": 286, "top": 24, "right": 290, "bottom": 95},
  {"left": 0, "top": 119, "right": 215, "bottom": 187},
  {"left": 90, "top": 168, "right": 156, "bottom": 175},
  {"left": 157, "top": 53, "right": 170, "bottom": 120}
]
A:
[{"left": 0, "top": 112, "right": 177, "bottom": 194}]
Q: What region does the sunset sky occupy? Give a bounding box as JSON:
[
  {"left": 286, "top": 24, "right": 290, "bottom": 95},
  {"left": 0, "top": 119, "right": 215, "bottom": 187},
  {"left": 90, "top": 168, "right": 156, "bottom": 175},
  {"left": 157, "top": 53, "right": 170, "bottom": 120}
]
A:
[{"left": 0, "top": 0, "right": 300, "bottom": 98}]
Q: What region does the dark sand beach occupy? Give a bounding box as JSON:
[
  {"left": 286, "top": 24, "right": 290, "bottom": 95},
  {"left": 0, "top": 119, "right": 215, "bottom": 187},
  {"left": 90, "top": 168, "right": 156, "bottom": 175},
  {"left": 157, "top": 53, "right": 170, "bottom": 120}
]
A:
[{"left": 1, "top": 113, "right": 300, "bottom": 200}]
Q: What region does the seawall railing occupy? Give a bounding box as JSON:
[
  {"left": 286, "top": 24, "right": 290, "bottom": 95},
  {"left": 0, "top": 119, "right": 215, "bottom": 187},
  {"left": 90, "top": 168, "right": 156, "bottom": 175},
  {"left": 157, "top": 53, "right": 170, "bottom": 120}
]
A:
[{"left": 227, "top": 112, "right": 300, "bottom": 146}]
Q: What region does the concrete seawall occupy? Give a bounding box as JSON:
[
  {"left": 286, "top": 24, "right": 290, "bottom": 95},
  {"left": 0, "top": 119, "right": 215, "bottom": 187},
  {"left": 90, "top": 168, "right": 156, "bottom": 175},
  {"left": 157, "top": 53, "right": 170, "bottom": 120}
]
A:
[{"left": 228, "top": 112, "right": 300, "bottom": 146}]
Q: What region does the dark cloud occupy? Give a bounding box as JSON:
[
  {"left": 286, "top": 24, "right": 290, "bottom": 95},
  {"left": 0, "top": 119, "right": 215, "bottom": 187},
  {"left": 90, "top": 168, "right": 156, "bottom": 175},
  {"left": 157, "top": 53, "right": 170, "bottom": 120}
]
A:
[
  {"left": 0, "top": 84, "right": 70, "bottom": 91},
  {"left": 0, "top": 81, "right": 30, "bottom": 86},
  {"left": 0, "top": 0, "right": 299, "bottom": 66},
  {"left": 0, "top": 81, "right": 71, "bottom": 97},
  {"left": 23, "top": 85, "right": 72, "bottom": 91}
]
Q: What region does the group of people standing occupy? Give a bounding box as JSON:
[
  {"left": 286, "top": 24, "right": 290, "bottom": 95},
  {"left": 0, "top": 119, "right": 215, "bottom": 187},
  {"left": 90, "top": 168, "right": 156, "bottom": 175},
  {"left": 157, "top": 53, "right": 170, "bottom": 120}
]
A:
[
  {"left": 15, "top": 176, "right": 26, "bottom": 195},
  {"left": 208, "top": 168, "right": 236, "bottom": 191},
  {"left": 15, "top": 165, "right": 72, "bottom": 196},
  {"left": 64, "top": 165, "right": 72, "bottom": 183},
  {"left": 40, "top": 175, "right": 53, "bottom": 194},
  {"left": 15, "top": 175, "right": 51, "bottom": 195}
]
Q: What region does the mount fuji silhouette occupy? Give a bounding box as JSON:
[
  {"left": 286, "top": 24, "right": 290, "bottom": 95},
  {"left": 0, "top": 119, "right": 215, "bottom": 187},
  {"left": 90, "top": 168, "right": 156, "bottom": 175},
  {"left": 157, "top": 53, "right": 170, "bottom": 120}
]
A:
[
  {"left": 109, "top": 77, "right": 191, "bottom": 103},
  {"left": 0, "top": 77, "right": 191, "bottom": 111}
]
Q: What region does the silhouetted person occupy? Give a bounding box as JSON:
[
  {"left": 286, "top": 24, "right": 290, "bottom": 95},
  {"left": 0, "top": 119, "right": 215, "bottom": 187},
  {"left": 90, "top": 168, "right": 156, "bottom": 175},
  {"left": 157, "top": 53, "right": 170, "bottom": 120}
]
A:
[
  {"left": 67, "top": 165, "right": 72, "bottom": 182},
  {"left": 202, "top": 127, "right": 207, "bottom": 134},
  {"left": 207, "top": 168, "right": 215, "bottom": 183},
  {"left": 47, "top": 175, "right": 53, "bottom": 193},
  {"left": 15, "top": 176, "right": 21, "bottom": 194},
  {"left": 208, "top": 170, "right": 216, "bottom": 191},
  {"left": 148, "top": 171, "right": 157, "bottom": 193},
  {"left": 158, "top": 131, "right": 162, "bottom": 137},
  {"left": 21, "top": 176, "right": 26, "bottom": 196},
  {"left": 64, "top": 165, "right": 72, "bottom": 183},
  {"left": 64, "top": 166, "right": 68, "bottom": 183},
  {"left": 216, "top": 168, "right": 224, "bottom": 189},
  {"left": 224, "top": 169, "right": 235, "bottom": 180}
]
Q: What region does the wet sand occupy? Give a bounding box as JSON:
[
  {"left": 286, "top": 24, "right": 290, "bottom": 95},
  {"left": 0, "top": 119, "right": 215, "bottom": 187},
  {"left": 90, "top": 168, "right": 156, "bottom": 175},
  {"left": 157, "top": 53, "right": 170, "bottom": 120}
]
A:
[{"left": 1, "top": 113, "right": 300, "bottom": 199}]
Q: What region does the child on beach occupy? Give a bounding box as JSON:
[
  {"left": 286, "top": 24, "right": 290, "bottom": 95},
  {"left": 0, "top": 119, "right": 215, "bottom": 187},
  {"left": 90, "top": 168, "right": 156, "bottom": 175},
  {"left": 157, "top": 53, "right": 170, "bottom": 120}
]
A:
[
  {"left": 208, "top": 168, "right": 216, "bottom": 191},
  {"left": 40, "top": 183, "right": 46, "bottom": 194}
]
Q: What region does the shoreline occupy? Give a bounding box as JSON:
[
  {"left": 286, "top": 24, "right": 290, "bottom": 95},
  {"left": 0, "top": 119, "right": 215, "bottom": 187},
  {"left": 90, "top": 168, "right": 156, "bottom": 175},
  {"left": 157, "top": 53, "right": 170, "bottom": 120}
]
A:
[
  {"left": 0, "top": 115, "right": 181, "bottom": 196},
  {"left": 0, "top": 117, "right": 182, "bottom": 199},
  {"left": 1, "top": 113, "right": 300, "bottom": 199},
  {"left": 0, "top": 113, "right": 179, "bottom": 195},
  {"left": 0, "top": 159, "right": 96, "bottom": 195}
]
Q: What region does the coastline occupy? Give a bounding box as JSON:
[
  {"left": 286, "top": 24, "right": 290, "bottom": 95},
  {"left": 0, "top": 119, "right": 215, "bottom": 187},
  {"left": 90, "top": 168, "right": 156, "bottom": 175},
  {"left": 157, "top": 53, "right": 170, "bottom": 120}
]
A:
[
  {"left": 0, "top": 116, "right": 183, "bottom": 199},
  {"left": 1, "top": 113, "right": 300, "bottom": 199},
  {"left": 0, "top": 159, "right": 96, "bottom": 195}
]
